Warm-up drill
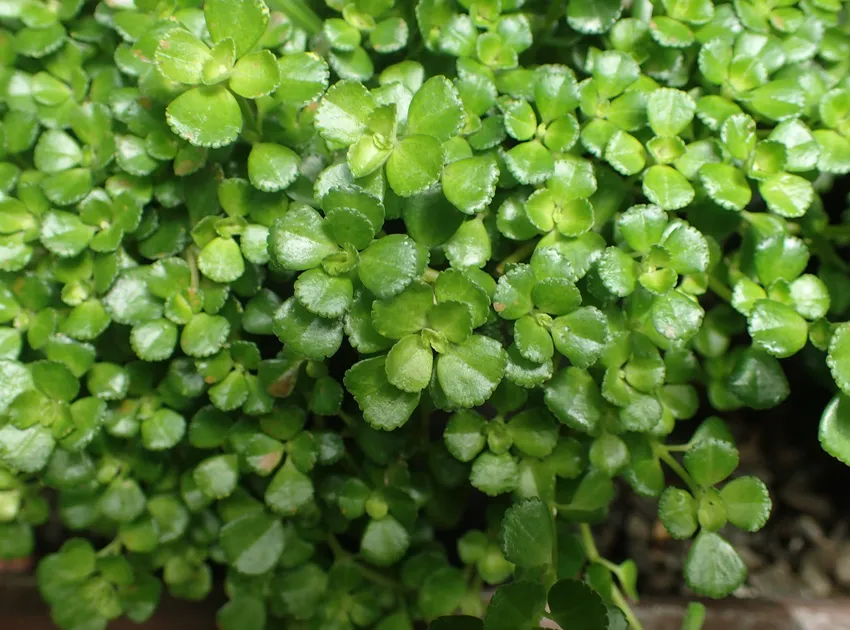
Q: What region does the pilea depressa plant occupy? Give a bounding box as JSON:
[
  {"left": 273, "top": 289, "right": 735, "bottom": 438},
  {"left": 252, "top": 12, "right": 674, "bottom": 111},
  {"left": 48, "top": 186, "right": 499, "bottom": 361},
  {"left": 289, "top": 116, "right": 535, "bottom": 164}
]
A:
[{"left": 1, "top": 0, "right": 850, "bottom": 628}]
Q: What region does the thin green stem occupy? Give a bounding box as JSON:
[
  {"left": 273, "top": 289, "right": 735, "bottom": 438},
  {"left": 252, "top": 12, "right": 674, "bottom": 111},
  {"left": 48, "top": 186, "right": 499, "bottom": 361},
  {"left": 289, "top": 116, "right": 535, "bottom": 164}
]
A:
[
  {"left": 655, "top": 445, "right": 699, "bottom": 495},
  {"left": 235, "top": 95, "right": 261, "bottom": 141},
  {"left": 823, "top": 224, "right": 850, "bottom": 239},
  {"left": 338, "top": 409, "right": 357, "bottom": 427},
  {"left": 184, "top": 245, "right": 200, "bottom": 296},
  {"left": 579, "top": 525, "right": 644, "bottom": 629},
  {"left": 97, "top": 538, "right": 123, "bottom": 557},
  {"left": 328, "top": 534, "right": 409, "bottom": 591},
  {"left": 611, "top": 584, "right": 645, "bottom": 630},
  {"left": 496, "top": 241, "right": 536, "bottom": 275},
  {"left": 707, "top": 275, "right": 732, "bottom": 302}
]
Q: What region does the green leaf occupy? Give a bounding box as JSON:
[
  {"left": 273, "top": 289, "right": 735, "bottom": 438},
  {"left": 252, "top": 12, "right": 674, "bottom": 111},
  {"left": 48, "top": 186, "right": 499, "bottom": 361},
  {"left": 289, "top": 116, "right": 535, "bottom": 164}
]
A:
[
  {"left": 166, "top": 86, "right": 242, "bottom": 148},
  {"left": 642, "top": 165, "right": 694, "bottom": 211},
  {"left": 684, "top": 531, "right": 746, "bottom": 599},
  {"left": 721, "top": 113, "right": 757, "bottom": 161},
  {"left": 728, "top": 348, "right": 789, "bottom": 409},
  {"left": 220, "top": 511, "right": 283, "bottom": 575},
  {"left": 277, "top": 52, "right": 329, "bottom": 107},
  {"left": 597, "top": 247, "right": 638, "bottom": 297},
  {"left": 720, "top": 476, "right": 771, "bottom": 532},
  {"left": 437, "top": 335, "right": 507, "bottom": 408},
  {"left": 470, "top": 452, "right": 519, "bottom": 496},
  {"left": 546, "top": 580, "right": 609, "bottom": 630},
  {"left": 141, "top": 409, "right": 186, "bottom": 451},
  {"left": 361, "top": 516, "right": 410, "bottom": 567},
  {"left": 820, "top": 393, "right": 850, "bottom": 466},
  {"left": 31, "top": 360, "right": 78, "bottom": 402},
  {"left": 747, "top": 299, "right": 808, "bottom": 358},
  {"left": 386, "top": 334, "right": 433, "bottom": 393},
  {"left": 272, "top": 298, "right": 343, "bottom": 361},
  {"left": 100, "top": 478, "right": 146, "bottom": 523},
  {"left": 652, "top": 291, "right": 704, "bottom": 341},
  {"left": 662, "top": 223, "right": 710, "bottom": 275},
  {"left": 230, "top": 50, "right": 280, "bottom": 99},
  {"left": 499, "top": 498, "right": 553, "bottom": 569},
  {"left": 493, "top": 264, "right": 535, "bottom": 320},
  {"left": 248, "top": 143, "right": 300, "bottom": 192},
  {"left": 386, "top": 135, "right": 444, "bottom": 197},
  {"left": 34, "top": 130, "right": 82, "bottom": 174},
  {"left": 130, "top": 319, "right": 178, "bottom": 362},
  {"left": 684, "top": 438, "right": 739, "bottom": 487},
  {"left": 604, "top": 130, "right": 646, "bottom": 176},
  {"left": 155, "top": 28, "right": 211, "bottom": 85},
  {"left": 181, "top": 313, "right": 230, "bottom": 358},
  {"left": 699, "top": 163, "right": 751, "bottom": 211},
  {"left": 483, "top": 582, "right": 546, "bottom": 630},
  {"left": 316, "top": 80, "right": 376, "bottom": 146},
  {"left": 217, "top": 597, "right": 266, "bottom": 630},
  {"left": 657, "top": 487, "right": 698, "bottom": 539},
  {"left": 194, "top": 454, "right": 239, "bottom": 499},
  {"left": 406, "top": 76, "right": 464, "bottom": 141},
  {"left": 566, "top": 0, "right": 623, "bottom": 34},
  {"left": 445, "top": 219, "right": 491, "bottom": 269},
  {"left": 545, "top": 367, "right": 603, "bottom": 434},
  {"left": 344, "top": 356, "right": 420, "bottom": 430},
  {"left": 646, "top": 88, "right": 696, "bottom": 137},
  {"left": 205, "top": 0, "right": 269, "bottom": 59},
  {"left": 759, "top": 173, "right": 814, "bottom": 218},
  {"left": 0, "top": 423, "right": 54, "bottom": 473},
  {"left": 294, "top": 268, "right": 354, "bottom": 319},
  {"left": 617, "top": 204, "right": 667, "bottom": 253},
  {"left": 198, "top": 236, "right": 245, "bottom": 283},
  {"left": 503, "top": 140, "right": 554, "bottom": 185},
  {"left": 514, "top": 316, "right": 554, "bottom": 364},
  {"left": 358, "top": 234, "right": 424, "bottom": 299},
  {"left": 551, "top": 307, "right": 608, "bottom": 369},
  {"left": 270, "top": 205, "right": 337, "bottom": 271},
  {"left": 441, "top": 156, "right": 499, "bottom": 215},
  {"left": 444, "top": 410, "right": 487, "bottom": 462},
  {"left": 40, "top": 210, "right": 95, "bottom": 258}
]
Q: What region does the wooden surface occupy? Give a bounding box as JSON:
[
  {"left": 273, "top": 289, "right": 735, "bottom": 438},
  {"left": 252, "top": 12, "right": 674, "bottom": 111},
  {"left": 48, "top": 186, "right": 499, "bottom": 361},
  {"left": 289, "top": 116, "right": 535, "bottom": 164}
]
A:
[{"left": 4, "top": 577, "right": 850, "bottom": 629}]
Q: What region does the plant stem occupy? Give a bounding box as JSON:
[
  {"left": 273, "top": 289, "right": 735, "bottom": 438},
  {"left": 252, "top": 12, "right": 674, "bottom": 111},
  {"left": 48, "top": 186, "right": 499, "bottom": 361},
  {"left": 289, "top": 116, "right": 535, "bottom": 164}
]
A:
[
  {"left": 236, "top": 96, "right": 261, "bottom": 141},
  {"left": 328, "top": 534, "right": 409, "bottom": 591},
  {"left": 655, "top": 445, "right": 699, "bottom": 495},
  {"left": 579, "top": 525, "right": 644, "bottom": 630},
  {"left": 823, "top": 223, "right": 850, "bottom": 239},
  {"left": 707, "top": 275, "right": 732, "bottom": 302},
  {"left": 184, "top": 245, "right": 200, "bottom": 296},
  {"left": 496, "top": 241, "right": 536, "bottom": 275},
  {"left": 270, "top": 0, "right": 323, "bottom": 36},
  {"left": 611, "top": 584, "right": 645, "bottom": 630}
]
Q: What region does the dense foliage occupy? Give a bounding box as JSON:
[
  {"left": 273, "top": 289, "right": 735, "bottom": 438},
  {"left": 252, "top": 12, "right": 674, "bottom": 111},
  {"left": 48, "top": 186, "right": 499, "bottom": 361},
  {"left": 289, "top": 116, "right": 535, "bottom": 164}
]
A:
[{"left": 1, "top": 0, "right": 850, "bottom": 628}]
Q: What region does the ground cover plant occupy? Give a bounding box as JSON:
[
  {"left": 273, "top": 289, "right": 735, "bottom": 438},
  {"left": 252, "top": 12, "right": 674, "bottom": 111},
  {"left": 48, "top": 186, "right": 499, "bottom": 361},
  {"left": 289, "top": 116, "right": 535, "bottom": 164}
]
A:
[{"left": 1, "top": 0, "right": 850, "bottom": 628}]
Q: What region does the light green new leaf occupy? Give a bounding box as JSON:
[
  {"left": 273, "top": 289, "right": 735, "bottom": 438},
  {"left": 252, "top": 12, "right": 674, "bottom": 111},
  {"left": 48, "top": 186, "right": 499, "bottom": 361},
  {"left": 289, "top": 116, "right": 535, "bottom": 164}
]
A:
[
  {"left": 315, "top": 80, "right": 376, "bottom": 146},
  {"left": 759, "top": 172, "right": 814, "bottom": 218},
  {"left": 551, "top": 307, "right": 608, "bottom": 369},
  {"left": 684, "top": 438, "right": 739, "bottom": 487}
]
